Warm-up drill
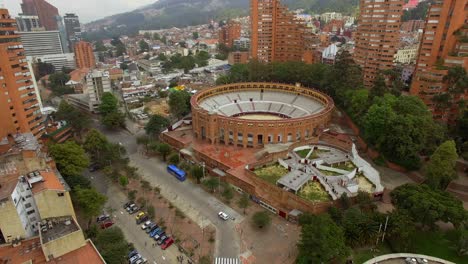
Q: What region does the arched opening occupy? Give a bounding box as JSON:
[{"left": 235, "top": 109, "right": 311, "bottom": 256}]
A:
[{"left": 201, "top": 126, "right": 206, "bottom": 140}]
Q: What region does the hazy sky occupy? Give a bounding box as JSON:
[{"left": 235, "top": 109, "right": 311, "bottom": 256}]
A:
[{"left": 2, "top": 0, "right": 155, "bottom": 23}]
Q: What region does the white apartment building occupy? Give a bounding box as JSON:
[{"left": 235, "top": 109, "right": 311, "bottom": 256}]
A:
[
  {"left": 394, "top": 44, "right": 419, "bottom": 64},
  {"left": 19, "top": 31, "right": 65, "bottom": 57}
]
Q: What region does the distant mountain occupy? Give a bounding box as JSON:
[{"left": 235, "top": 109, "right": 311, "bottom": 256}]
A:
[{"left": 84, "top": 0, "right": 358, "bottom": 40}]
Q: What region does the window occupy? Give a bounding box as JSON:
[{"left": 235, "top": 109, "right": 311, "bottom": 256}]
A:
[
  {"left": 24, "top": 203, "right": 32, "bottom": 209},
  {"left": 57, "top": 193, "right": 64, "bottom": 197},
  {"left": 26, "top": 210, "right": 35, "bottom": 215}
]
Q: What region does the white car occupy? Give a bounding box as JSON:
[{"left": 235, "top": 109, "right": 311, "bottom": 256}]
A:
[
  {"left": 141, "top": 220, "right": 152, "bottom": 230},
  {"left": 218, "top": 211, "right": 229, "bottom": 220}
]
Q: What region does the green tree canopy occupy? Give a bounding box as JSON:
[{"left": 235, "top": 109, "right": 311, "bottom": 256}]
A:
[
  {"left": 252, "top": 211, "right": 272, "bottom": 229},
  {"left": 157, "top": 143, "right": 171, "bottom": 161},
  {"left": 55, "top": 100, "right": 91, "bottom": 137},
  {"left": 297, "top": 214, "right": 350, "bottom": 263},
  {"left": 36, "top": 61, "right": 55, "bottom": 80},
  {"left": 191, "top": 165, "right": 204, "bottom": 184},
  {"left": 74, "top": 187, "right": 107, "bottom": 227},
  {"left": 139, "top": 39, "right": 150, "bottom": 53},
  {"left": 49, "top": 141, "right": 89, "bottom": 177},
  {"left": 102, "top": 111, "right": 126, "bottom": 129},
  {"left": 95, "top": 227, "right": 129, "bottom": 264},
  {"left": 99, "top": 92, "right": 119, "bottom": 115},
  {"left": 84, "top": 129, "right": 109, "bottom": 160},
  {"left": 391, "top": 184, "right": 467, "bottom": 228},
  {"left": 168, "top": 90, "right": 191, "bottom": 119},
  {"left": 425, "top": 140, "right": 459, "bottom": 189},
  {"left": 145, "top": 114, "right": 170, "bottom": 136},
  {"left": 237, "top": 193, "right": 250, "bottom": 214}
]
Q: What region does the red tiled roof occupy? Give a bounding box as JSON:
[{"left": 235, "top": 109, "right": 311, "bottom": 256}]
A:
[
  {"left": 69, "top": 68, "right": 89, "bottom": 82},
  {"left": 32, "top": 171, "right": 65, "bottom": 194},
  {"left": 0, "top": 238, "right": 105, "bottom": 264}
]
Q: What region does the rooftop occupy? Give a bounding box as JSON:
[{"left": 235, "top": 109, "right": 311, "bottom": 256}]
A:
[
  {"left": 40, "top": 217, "right": 80, "bottom": 244},
  {"left": 0, "top": 175, "right": 19, "bottom": 201},
  {"left": 0, "top": 237, "right": 105, "bottom": 264},
  {"left": 31, "top": 170, "right": 69, "bottom": 194}
]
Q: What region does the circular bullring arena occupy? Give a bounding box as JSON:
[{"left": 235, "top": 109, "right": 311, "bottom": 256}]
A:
[{"left": 191, "top": 82, "right": 334, "bottom": 148}]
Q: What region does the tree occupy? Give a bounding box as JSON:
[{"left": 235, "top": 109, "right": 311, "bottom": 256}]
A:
[
  {"left": 391, "top": 184, "right": 467, "bottom": 228},
  {"left": 192, "top": 32, "right": 199, "bottom": 39},
  {"left": 119, "top": 175, "right": 129, "bottom": 187},
  {"left": 237, "top": 193, "right": 250, "bottom": 214},
  {"left": 341, "top": 208, "right": 379, "bottom": 247},
  {"left": 456, "top": 225, "right": 468, "bottom": 256},
  {"left": 168, "top": 153, "right": 180, "bottom": 164},
  {"left": 168, "top": 90, "right": 191, "bottom": 119},
  {"left": 191, "top": 165, "right": 204, "bottom": 184},
  {"left": 99, "top": 92, "right": 119, "bottom": 115},
  {"left": 102, "top": 111, "right": 126, "bottom": 129},
  {"left": 252, "top": 211, "right": 271, "bottom": 229},
  {"left": 370, "top": 74, "right": 388, "bottom": 99},
  {"left": 157, "top": 53, "right": 167, "bottom": 61},
  {"left": 48, "top": 72, "right": 73, "bottom": 95},
  {"left": 139, "top": 39, "right": 149, "bottom": 53},
  {"left": 157, "top": 143, "right": 171, "bottom": 161},
  {"left": 153, "top": 33, "right": 161, "bottom": 40},
  {"left": 95, "top": 227, "right": 129, "bottom": 264},
  {"left": 55, "top": 100, "right": 91, "bottom": 137},
  {"left": 425, "top": 140, "right": 458, "bottom": 189},
  {"left": 115, "top": 43, "right": 126, "bottom": 56},
  {"left": 143, "top": 32, "right": 151, "bottom": 39},
  {"left": 84, "top": 129, "right": 109, "bottom": 161},
  {"left": 297, "top": 214, "right": 349, "bottom": 263},
  {"left": 36, "top": 61, "right": 55, "bottom": 79},
  {"left": 145, "top": 114, "right": 170, "bottom": 136},
  {"left": 49, "top": 141, "right": 89, "bottom": 177},
  {"left": 94, "top": 40, "right": 107, "bottom": 52},
  {"left": 221, "top": 184, "right": 234, "bottom": 203},
  {"left": 203, "top": 177, "right": 218, "bottom": 193},
  {"left": 74, "top": 187, "right": 107, "bottom": 228},
  {"left": 385, "top": 209, "right": 415, "bottom": 251}
]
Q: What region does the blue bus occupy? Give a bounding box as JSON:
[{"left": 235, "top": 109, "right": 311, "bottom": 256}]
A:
[{"left": 167, "top": 165, "right": 186, "bottom": 181}]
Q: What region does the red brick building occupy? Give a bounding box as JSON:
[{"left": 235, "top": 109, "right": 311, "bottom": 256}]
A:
[
  {"left": 74, "top": 41, "right": 96, "bottom": 69},
  {"left": 21, "top": 0, "right": 59, "bottom": 31},
  {"left": 250, "top": 0, "right": 316, "bottom": 63},
  {"left": 401, "top": 19, "right": 425, "bottom": 32},
  {"left": 410, "top": 0, "right": 468, "bottom": 124},
  {"left": 218, "top": 21, "right": 241, "bottom": 48},
  {"left": 354, "top": 0, "right": 404, "bottom": 87},
  {"left": 0, "top": 8, "right": 45, "bottom": 139},
  {"left": 228, "top": 51, "right": 249, "bottom": 64}
]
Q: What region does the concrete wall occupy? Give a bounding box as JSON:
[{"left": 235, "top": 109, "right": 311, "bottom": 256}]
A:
[
  {"left": 35, "top": 191, "right": 76, "bottom": 220},
  {"left": 42, "top": 229, "right": 86, "bottom": 261},
  {"left": 0, "top": 200, "right": 27, "bottom": 243}
]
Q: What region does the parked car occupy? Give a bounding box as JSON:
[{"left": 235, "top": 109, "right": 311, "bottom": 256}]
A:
[
  {"left": 136, "top": 215, "right": 149, "bottom": 224},
  {"left": 124, "top": 201, "right": 134, "bottom": 209},
  {"left": 146, "top": 224, "right": 158, "bottom": 233},
  {"left": 135, "top": 258, "right": 148, "bottom": 264},
  {"left": 150, "top": 227, "right": 162, "bottom": 238},
  {"left": 126, "top": 204, "right": 136, "bottom": 212},
  {"left": 100, "top": 220, "right": 114, "bottom": 229},
  {"left": 218, "top": 211, "right": 229, "bottom": 220},
  {"left": 129, "top": 205, "right": 140, "bottom": 214},
  {"left": 405, "top": 258, "right": 417, "bottom": 264},
  {"left": 153, "top": 230, "right": 165, "bottom": 241},
  {"left": 161, "top": 237, "right": 174, "bottom": 250},
  {"left": 128, "top": 250, "right": 138, "bottom": 259},
  {"left": 141, "top": 221, "right": 152, "bottom": 230},
  {"left": 157, "top": 234, "right": 168, "bottom": 245},
  {"left": 129, "top": 254, "right": 142, "bottom": 264},
  {"left": 96, "top": 214, "right": 110, "bottom": 223},
  {"left": 416, "top": 259, "right": 428, "bottom": 264},
  {"left": 135, "top": 212, "right": 145, "bottom": 220}
]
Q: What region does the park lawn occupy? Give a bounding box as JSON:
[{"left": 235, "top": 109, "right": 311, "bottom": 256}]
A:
[
  {"left": 295, "top": 148, "right": 311, "bottom": 158},
  {"left": 298, "top": 181, "right": 330, "bottom": 202},
  {"left": 331, "top": 161, "right": 356, "bottom": 171},
  {"left": 352, "top": 243, "right": 393, "bottom": 263},
  {"left": 409, "top": 230, "right": 466, "bottom": 263},
  {"left": 254, "top": 163, "right": 289, "bottom": 185},
  {"left": 318, "top": 169, "right": 341, "bottom": 176}
]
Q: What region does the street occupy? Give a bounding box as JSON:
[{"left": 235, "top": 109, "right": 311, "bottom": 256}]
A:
[
  {"left": 95, "top": 120, "right": 243, "bottom": 259},
  {"left": 86, "top": 170, "right": 182, "bottom": 263}
]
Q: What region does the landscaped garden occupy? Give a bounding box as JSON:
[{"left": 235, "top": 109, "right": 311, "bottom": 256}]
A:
[
  {"left": 329, "top": 161, "right": 356, "bottom": 171},
  {"left": 357, "top": 175, "right": 375, "bottom": 193},
  {"left": 254, "top": 163, "right": 289, "bottom": 185},
  {"left": 318, "top": 169, "right": 342, "bottom": 176},
  {"left": 298, "top": 181, "right": 330, "bottom": 202},
  {"left": 295, "top": 148, "right": 311, "bottom": 158},
  {"left": 309, "top": 148, "right": 330, "bottom": 159}
]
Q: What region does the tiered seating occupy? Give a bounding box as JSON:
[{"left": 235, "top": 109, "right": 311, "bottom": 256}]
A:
[{"left": 199, "top": 90, "right": 326, "bottom": 118}]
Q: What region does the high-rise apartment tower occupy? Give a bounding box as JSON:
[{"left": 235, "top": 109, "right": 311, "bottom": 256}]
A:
[
  {"left": 410, "top": 0, "right": 468, "bottom": 124},
  {"left": 250, "top": 0, "right": 315, "bottom": 63},
  {"left": 219, "top": 21, "right": 241, "bottom": 48},
  {"left": 74, "top": 41, "right": 96, "bottom": 69},
  {"left": 21, "top": 0, "right": 59, "bottom": 31},
  {"left": 0, "top": 8, "right": 45, "bottom": 139},
  {"left": 354, "top": 0, "right": 404, "bottom": 87}
]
